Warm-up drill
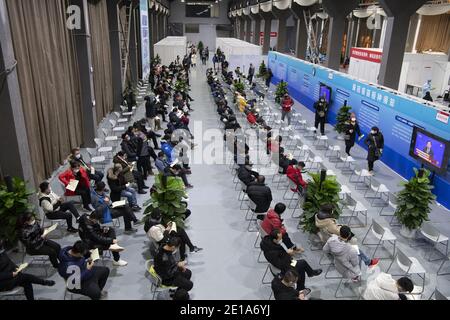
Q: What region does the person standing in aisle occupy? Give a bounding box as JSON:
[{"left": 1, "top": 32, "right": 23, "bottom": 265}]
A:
[
  {"left": 313, "top": 96, "right": 328, "bottom": 135},
  {"left": 247, "top": 63, "right": 255, "bottom": 85},
  {"left": 265, "top": 68, "right": 273, "bottom": 89},
  {"left": 281, "top": 93, "right": 294, "bottom": 127},
  {"left": 344, "top": 113, "right": 364, "bottom": 156},
  {"left": 364, "top": 126, "right": 384, "bottom": 175}
]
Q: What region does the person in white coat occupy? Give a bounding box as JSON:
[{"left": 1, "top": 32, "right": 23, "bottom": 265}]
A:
[
  {"left": 191, "top": 53, "right": 197, "bottom": 67},
  {"left": 363, "top": 271, "right": 414, "bottom": 300}
]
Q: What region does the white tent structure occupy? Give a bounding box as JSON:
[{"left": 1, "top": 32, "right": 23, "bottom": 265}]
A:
[
  {"left": 216, "top": 38, "right": 263, "bottom": 75},
  {"left": 154, "top": 36, "right": 187, "bottom": 66}
]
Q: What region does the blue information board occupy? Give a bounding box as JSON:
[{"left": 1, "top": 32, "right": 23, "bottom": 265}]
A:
[{"left": 268, "top": 52, "right": 450, "bottom": 209}]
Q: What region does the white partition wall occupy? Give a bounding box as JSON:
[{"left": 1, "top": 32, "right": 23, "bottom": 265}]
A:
[
  {"left": 216, "top": 38, "right": 263, "bottom": 74},
  {"left": 154, "top": 36, "right": 187, "bottom": 66}
]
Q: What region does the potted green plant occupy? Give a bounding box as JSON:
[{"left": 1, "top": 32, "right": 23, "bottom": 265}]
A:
[
  {"left": 174, "top": 78, "right": 189, "bottom": 93},
  {"left": 0, "top": 177, "right": 34, "bottom": 248},
  {"left": 335, "top": 101, "right": 352, "bottom": 140},
  {"left": 299, "top": 172, "right": 342, "bottom": 234},
  {"left": 143, "top": 174, "right": 188, "bottom": 228},
  {"left": 395, "top": 168, "right": 436, "bottom": 238},
  {"left": 233, "top": 81, "right": 245, "bottom": 94},
  {"left": 197, "top": 41, "right": 204, "bottom": 53},
  {"left": 256, "top": 60, "right": 267, "bottom": 78},
  {"left": 275, "top": 80, "right": 289, "bottom": 104}
]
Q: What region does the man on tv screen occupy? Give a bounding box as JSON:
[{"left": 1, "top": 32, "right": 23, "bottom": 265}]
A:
[{"left": 422, "top": 141, "right": 434, "bottom": 162}]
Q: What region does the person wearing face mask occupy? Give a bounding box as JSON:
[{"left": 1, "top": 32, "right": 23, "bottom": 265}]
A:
[
  {"left": 113, "top": 151, "right": 149, "bottom": 194},
  {"left": 286, "top": 160, "right": 307, "bottom": 195},
  {"left": 344, "top": 113, "right": 363, "bottom": 156},
  {"left": 271, "top": 270, "right": 311, "bottom": 300},
  {"left": 107, "top": 164, "right": 142, "bottom": 210},
  {"left": 59, "top": 161, "right": 93, "bottom": 212},
  {"left": 38, "top": 181, "right": 79, "bottom": 233},
  {"left": 90, "top": 181, "right": 142, "bottom": 234},
  {"left": 145, "top": 208, "right": 202, "bottom": 260},
  {"left": 121, "top": 133, "right": 138, "bottom": 162},
  {"left": 77, "top": 210, "right": 128, "bottom": 267},
  {"left": 0, "top": 239, "right": 56, "bottom": 300},
  {"left": 132, "top": 127, "right": 155, "bottom": 179},
  {"left": 364, "top": 126, "right": 384, "bottom": 175},
  {"left": 68, "top": 148, "right": 104, "bottom": 184},
  {"left": 58, "top": 240, "right": 111, "bottom": 300},
  {"left": 323, "top": 225, "right": 379, "bottom": 283},
  {"left": 17, "top": 212, "right": 62, "bottom": 268},
  {"left": 281, "top": 94, "right": 294, "bottom": 127},
  {"left": 154, "top": 237, "right": 194, "bottom": 292},
  {"left": 313, "top": 96, "right": 329, "bottom": 135},
  {"left": 260, "top": 229, "right": 322, "bottom": 292}
]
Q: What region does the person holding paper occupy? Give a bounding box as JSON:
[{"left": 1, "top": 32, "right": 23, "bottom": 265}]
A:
[
  {"left": 113, "top": 151, "right": 149, "bottom": 194},
  {"left": 344, "top": 113, "right": 363, "bottom": 156},
  {"left": 18, "top": 212, "right": 62, "bottom": 268},
  {"left": 323, "top": 226, "right": 379, "bottom": 283},
  {"left": 0, "top": 239, "right": 55, "bottom": 300},
  {"left": 91, "top": 181, "right": 142, "bottom": 234},
  {"left": 59, "top": 161, "right": 93, "bottom": 212},
  {"left": 260, "top": 230, "right": 322, "bottom": 292},
  {"left": 68, "top": 148, "right": 104, "bottom": 184},
  {"left": 38, "top": 181, "right": 79, "bottom": 233},
  {"left": 107, "top": 164, "right": 141, "bottom": 212},
  {"left": 144, "top": 209, "right": 202, "bottom": 261},
  {"left": 154, "top": 237, "right": 194, "bottom": 292},
  {"left": 77, "top": 211, "right": 128, "bottom": 267},
  {"left": 58, "top": 241, "right": 110, "bottom": 300},
  {"left": 286, "top": 160, "right": 308, "bottom": 195}
]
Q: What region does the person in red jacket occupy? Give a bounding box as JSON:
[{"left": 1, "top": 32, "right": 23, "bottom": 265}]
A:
[
  {"left": 286, "top": 160, "right": 307, "bottom": 194},
  {"left": 261, "top": 203, "right": 304, "bottom": 253},
  {"left": 247, "top": 111, "right": 257, "bottom": 125},
  {"left": 281, "top": 94, "right": 294, "bottom": 127},
  {"left": 59, "top": 161, "right": 93, "bottom": 211}
]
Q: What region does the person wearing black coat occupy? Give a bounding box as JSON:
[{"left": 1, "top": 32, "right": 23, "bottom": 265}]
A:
[
  {"left": 0, "top": 239, "right": 55, "bottom": 300},
  {"left": 121, "top": 133, "right": 138, "bottom": 161},
  {"left": 77, "top": 211, "right": 126, "bottom": 266},
  {"left": 313, "top": 96, "right": 328, "bottom": 135},
  {"left": 145, "top": 96, "right": 157, "bottom": 131},
  {"left": 154, "top": 237, "right": 193, "bottom": 291},
  {"left": 18, "top": 212, "right": 61, "bottom": 268},
  {"left": 260, "top": 230, "right": 322, "bottom": 291},
  {"left": 344, "top": 115, "right": 363, "bottom": 156},
  {"left": 246, "top": 176, "right": 272, "bottom": 215},
  {"left": 272, "top": 270, "right": 309, "bottom": 300},
  {"left": 364, "top": 126, "right": 384, "bottom": 174},
  {"left": 237, "top": 164, "right": 259, "bottom": 186}
]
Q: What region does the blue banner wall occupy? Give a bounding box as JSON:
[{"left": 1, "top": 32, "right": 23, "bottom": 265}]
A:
[{"left": 268, "top": 52, "right": 450, "bottom": 209}]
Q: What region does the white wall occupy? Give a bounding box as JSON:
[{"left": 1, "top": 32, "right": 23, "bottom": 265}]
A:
[{"left": 168, "top": 0, "right": 232, "bottom": 50}]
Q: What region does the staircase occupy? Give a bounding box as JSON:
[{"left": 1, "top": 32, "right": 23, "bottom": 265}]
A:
[{"left": 119, "top": 2, "right": 133, "bottom": 90}]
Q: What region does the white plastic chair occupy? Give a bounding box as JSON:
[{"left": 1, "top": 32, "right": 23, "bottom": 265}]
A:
[
  {"left": 0, "top": 287, "right": 26, "bottom": 300},
  {"left": 340, "top": 194, "right": 368, "bottom": 228},
  {"left": 145, "top": 260, "right": 176, "bottom": 300},
  {"left": 314, "top": 134, "right": 329, "bottom": 150},
  {"left": 262, "top": 263, "right": 281, "bottom": 285},
  {"left": 364, "top": 178, "right": 390, "bottom": 207},
  {"left": 418, "top": 222, "right": 449, "bottom": 261},
  {"left": 336, "top": 155, "right": 355, "bottom": 173},
  {"left": 349, "top": 165, "right": 372, "bottom": 190},
  {"left": 362, "top": 219, "right": 397, "bottom": 260},
  {"left": 387, "top": 248, "right": 426, "bottom": 294},
  {"left": 325, "top": 145, "right": 341, "bottom": 161}
]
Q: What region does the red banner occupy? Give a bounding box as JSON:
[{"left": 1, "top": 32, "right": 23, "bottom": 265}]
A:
[
  {"left": 259, "top": 32, "right": 278, "bottom": 38},
  {"left": 350, "top": 48, "right": 382, "bottom": 63}
]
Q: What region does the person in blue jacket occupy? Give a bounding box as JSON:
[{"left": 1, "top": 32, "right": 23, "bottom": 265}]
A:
[
  {"left": 58, "top": 240, "right": 110, "bottom": 300},
  {"left": 161, "top": 135, "right": 175, "bottom": 163}
]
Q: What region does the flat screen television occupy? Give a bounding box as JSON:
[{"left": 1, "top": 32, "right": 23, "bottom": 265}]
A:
[
  {"left": 319, "top": 83, "right": 332, "bottom": 104},
  {"left": 409, "top": 126, "right": 450, "bottom": 175}
]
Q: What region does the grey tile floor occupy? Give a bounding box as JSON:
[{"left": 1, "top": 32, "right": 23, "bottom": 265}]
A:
[{"left": 9, "top": 60, "right": 450, "bottom": 300}]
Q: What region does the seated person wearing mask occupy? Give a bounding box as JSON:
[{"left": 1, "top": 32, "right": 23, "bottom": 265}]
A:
[
  {"left": 323, "top": 226, "right": 378, "bottom": 282},
  {"left": 107, "top": 164, "right": 142, "bottom": 211},
  {"left": 38, "top": 181, "right": 79, "bottom": 233},
  {"left": 237, "top": 162, "right": 259, "bottom": 187},
  {"left": 286, "top": 160, "right": 307, "bottom": 195},
  {"left": 58, "top": 240, "right": 110, "bottom": 300},
  {"left": 59, "top": 161, "right": 93, "bottom": 212},
  {"left": 246, "top": 175, "right": 272, "bottom": 220},
  {"left": 262, "top": 203, "right": 304, "bottom": 253},
  {"left": 91, "top": 181, "right": 142, "bottom": 234},
  {"left": 68, "top": 148, "right": 104, "bottom": 184},
  {"left": 145, "top": 208, "right": 202, "bottom": 260},
  {"left": 18, "top": 212, "right": 61, "bottom": 268},
  {"left": 260, "top": 229, "right": 322, "bottom": 292},
  {"left": 113, "top": 151, "right": 149, "bottom": 194},
  {"left": 272, "top": 270, "right": 311, "bottom": 301},
  {"left": 0, "top": 239, "right": 55, "bottom": 301},
  {"left": 363, "top": 273, "right": 414, "bottom": 300},
  {"left": 154, "top": 237, "right": 194, "bottom": 292},
  {"left": 77, "top": 210, "right": 127, "bottom": 267}
]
